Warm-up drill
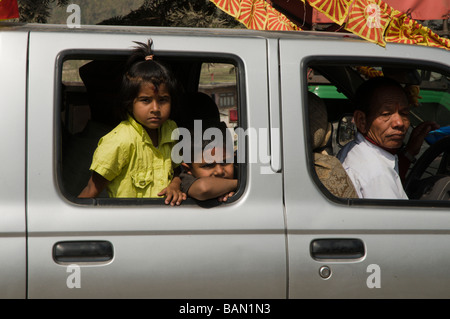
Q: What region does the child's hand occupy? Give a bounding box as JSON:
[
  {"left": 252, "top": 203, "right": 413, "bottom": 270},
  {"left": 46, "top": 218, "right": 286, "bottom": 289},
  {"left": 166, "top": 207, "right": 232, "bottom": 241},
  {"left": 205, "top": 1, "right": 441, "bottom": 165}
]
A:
[
  {"left": 158, "top": 178, "right": 186, "bottom": 206},
  {"left": 158, "top": 187, "right": 186, "bottom": 206},
  {"left": 217, "top": 191, "right": 235, "bottom": 202}
]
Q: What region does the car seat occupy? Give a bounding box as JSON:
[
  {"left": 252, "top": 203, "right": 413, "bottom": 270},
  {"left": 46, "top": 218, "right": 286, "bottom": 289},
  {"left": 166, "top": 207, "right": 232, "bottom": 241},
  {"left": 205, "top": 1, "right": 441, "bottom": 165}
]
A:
[
  {"left": 177, "top": 91, "right": 227, "bottom": 131},
  {"left": 308, "top": 91, "right": 358, "bottom": 198},
  {"left": 61, "top": 60, "right": 125, "bottom": 198}
]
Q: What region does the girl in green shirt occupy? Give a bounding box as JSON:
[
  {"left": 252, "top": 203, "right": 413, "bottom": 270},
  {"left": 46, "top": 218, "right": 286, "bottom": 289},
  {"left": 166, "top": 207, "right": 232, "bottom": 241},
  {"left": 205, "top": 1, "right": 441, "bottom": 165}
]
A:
[{"left": 79, "top": 40, "right": 186, "bottom": 205}]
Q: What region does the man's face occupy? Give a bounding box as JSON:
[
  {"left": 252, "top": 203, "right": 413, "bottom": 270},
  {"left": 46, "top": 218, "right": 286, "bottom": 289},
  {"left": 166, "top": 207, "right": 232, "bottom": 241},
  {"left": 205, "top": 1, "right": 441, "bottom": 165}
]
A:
[{"left": 357, "top": 85, "right": 410, "bottom": 149}]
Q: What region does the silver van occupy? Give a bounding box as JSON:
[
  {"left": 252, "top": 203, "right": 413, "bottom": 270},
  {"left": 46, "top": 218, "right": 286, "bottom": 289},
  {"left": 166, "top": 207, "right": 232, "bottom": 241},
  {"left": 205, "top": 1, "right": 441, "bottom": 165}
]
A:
[{"left": 1, "top": 23, "right": 449, "bottom": 298}]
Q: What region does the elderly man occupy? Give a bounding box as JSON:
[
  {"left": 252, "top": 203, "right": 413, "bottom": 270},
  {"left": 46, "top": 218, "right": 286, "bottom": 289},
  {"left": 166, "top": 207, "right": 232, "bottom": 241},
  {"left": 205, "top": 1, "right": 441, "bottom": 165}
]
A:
[{"left": 337, "top": 76, "right": 438, "bottom": 199}]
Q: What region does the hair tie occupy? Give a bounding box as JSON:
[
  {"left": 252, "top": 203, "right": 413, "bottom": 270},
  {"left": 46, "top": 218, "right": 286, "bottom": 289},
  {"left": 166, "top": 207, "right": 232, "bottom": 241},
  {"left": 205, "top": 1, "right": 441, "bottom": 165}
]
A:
[{"left": 145, "top": 55, "right": 154, "bottom": 61}]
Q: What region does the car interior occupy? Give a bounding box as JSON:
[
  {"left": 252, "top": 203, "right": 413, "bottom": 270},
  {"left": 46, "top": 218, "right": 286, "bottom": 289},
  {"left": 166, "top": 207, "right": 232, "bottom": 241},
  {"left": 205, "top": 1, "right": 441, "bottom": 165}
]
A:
[
  {"left": 307, "top": 61, "right": 450, "bottom": 201},
  {"left": 57, "top": 54, "right": 241, "bottom": 204},
  {"left": 57, "top": 53, "right": 449, "bottom": 203}
]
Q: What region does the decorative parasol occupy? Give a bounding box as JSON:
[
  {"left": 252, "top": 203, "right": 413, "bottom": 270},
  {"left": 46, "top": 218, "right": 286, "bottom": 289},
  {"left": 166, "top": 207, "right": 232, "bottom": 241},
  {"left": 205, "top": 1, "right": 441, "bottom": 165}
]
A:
[
  {"left": 211, "top": 0, "right": 301, "bottom": 31},
  {"left": 209, "top": 0, "right": 450, "bottom": 50}
]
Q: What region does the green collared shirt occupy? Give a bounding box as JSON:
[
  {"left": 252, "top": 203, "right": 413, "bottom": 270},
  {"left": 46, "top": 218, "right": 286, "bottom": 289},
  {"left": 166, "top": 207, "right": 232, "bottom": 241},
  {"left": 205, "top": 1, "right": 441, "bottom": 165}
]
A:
[{"left": 90, "top": 115, "right": 178, "bottom": 198}]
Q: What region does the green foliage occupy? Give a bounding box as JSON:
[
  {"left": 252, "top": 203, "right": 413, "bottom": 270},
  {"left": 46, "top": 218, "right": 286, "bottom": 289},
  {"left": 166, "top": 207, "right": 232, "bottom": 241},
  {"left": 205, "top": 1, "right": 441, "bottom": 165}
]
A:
[
  {"left": 18, "top": 0, "right": 242, "bottom": 28},
  {"left": 18, "top": 0, "right": 69, "bottom": 23},
  {"left": 48, "top": 0, "right": 144, "bottom": 25},
  {"left": 99, "top": 0, "right": 243, "bottom": 28}
]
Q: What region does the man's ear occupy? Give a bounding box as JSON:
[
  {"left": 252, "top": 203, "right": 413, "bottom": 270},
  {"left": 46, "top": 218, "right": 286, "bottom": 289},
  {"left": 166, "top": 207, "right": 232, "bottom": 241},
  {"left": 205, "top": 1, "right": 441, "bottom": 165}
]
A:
[
  {"left": 353, "top": 110, "right": 368, "bottom": 134},
  {"left": 181, "top": 162, "right": 193, "bottom": 175}
]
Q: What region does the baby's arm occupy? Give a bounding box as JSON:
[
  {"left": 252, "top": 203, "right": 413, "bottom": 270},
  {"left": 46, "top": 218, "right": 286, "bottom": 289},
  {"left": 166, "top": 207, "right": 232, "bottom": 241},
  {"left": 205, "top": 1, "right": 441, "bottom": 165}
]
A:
[
  {"left": 78, "top": 171, "right": 110, "bottom": 198},
  {"left": 187, "top": 177, "right": 238, "bottom": 201}
]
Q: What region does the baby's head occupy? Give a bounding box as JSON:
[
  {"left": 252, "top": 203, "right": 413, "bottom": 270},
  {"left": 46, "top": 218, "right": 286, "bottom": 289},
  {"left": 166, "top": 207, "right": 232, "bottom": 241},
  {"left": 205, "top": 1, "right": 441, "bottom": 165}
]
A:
[{"left": 120, "top": 40, "right": 179, "bottom": 129}]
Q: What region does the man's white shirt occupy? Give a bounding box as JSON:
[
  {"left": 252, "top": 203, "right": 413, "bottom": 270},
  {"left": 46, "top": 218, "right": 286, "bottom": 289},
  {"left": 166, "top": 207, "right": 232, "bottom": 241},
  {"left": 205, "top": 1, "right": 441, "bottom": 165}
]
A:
[{"left": 337, "top": 132, "right": 408, "bottom": 199}]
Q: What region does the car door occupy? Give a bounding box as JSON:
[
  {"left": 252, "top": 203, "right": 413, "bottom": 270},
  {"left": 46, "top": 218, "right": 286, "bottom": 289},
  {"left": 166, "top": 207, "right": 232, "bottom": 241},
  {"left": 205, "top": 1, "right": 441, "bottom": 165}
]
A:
[
  {"left": 0, "top": 29, "right": 27, "bottom": 298},
  {"left": 280, "top": 36, "right": 450, "bottom": 298},
  {"left": 26, "top": 28, "right": 286, "bottom": 298}
]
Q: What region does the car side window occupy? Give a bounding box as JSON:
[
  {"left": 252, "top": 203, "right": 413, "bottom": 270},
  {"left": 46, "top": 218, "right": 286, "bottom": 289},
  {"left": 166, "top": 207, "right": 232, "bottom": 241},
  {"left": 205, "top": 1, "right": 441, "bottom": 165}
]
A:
[
  {"left": 57, "top": 54, "right": 243, "bottom": 205},
  {"left": 306, "top": 61, "right": 450, "bottom": 204}
]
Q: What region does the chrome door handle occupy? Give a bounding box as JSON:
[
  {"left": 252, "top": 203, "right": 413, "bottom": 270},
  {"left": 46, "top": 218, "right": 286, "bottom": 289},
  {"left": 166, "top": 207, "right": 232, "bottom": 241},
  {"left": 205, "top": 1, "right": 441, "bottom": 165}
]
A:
[{"left": 53, "top": 241, "right": 114, "bottom": 263}]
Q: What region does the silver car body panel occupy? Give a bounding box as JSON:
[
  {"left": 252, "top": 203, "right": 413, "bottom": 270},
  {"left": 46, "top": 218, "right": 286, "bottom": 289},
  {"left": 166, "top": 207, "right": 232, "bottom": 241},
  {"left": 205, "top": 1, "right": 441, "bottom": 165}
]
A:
[
  {"left": 25, "top": 28, "right": 286, "bottom": 298},
  {"left": 0, "top": 23, "right": 449, "bottom": 298},
  {"left": 0, "top": 29, "right": 27, "bottom": 299},
  {"left": 280, "top": 38, "right": 450, "bottom": 297}
]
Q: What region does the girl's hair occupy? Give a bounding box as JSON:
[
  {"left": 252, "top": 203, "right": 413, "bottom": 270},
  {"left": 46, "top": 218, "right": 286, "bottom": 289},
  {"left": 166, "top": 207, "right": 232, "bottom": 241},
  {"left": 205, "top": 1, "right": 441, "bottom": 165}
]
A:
[{"left": 119, "top": 39, "right": 180, "bottom": 120}]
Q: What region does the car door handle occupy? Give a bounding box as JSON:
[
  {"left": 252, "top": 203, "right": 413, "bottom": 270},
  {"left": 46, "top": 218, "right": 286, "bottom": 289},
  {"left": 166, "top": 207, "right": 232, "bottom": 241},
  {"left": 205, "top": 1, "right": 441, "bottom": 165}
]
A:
[
  {"left": 53, "top": 241, "right": 114, "bottom": 264},
  {"left": 310, "top": 238, "right": 365, "bottom": 260}
]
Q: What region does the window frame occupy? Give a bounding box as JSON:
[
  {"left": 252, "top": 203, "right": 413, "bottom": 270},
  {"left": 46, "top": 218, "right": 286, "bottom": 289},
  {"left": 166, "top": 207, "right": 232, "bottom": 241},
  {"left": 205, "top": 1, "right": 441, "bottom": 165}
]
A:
[
  {"left": 303, "top": 56, "right": 450, "bottom": 207},
  {"left": 55, "top": 49, "right": 247, "bottom": 206}
]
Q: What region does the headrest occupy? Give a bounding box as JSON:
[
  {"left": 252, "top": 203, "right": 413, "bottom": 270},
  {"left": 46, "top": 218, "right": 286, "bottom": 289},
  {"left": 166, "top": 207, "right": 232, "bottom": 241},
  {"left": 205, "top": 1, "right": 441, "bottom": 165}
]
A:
[
  {"left": 79, "top": 60, "right": 125, "bottom": 126},
  {"left": 179, "top": 92, "right": 222, "bottom": 130},
  {"left": 308, "top": 91, "right": 332, "bottom": 151}
]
